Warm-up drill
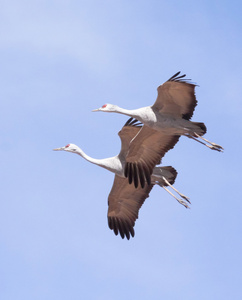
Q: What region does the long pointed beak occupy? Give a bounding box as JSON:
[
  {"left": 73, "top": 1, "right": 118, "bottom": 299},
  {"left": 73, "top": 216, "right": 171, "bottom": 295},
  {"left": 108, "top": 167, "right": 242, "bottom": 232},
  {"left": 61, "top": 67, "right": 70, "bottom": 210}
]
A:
[
  {"left": 53, "top": 147, "right": 65, "bottom": 151},
  {"left": 92, "top": 108, "right": 100, "bottom": 112}
]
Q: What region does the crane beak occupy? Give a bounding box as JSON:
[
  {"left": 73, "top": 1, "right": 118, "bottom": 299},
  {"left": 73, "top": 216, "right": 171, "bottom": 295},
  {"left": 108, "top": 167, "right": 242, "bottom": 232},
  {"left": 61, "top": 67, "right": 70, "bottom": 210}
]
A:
[
  {"left": 53, "top": 147, "right": 65, "bottom": 151},
  {"left": 92, "top": 108, "right": 100, "bottom": 112}
]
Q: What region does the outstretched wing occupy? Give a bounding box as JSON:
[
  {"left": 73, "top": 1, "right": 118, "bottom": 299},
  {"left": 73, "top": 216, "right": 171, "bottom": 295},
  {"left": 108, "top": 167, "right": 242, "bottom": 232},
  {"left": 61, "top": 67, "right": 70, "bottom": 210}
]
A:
[
  {"left": 152, "top": 71, "right": 197, "bottom": 120},
  {"left": 124, "top": 126, "right": 180, "bottom": 188},
  {"left": 118, "top": 118, "right": 142, "bottom": 157},
  {"left": 108, "top": 175, "right": 154, "bottom": 239}
]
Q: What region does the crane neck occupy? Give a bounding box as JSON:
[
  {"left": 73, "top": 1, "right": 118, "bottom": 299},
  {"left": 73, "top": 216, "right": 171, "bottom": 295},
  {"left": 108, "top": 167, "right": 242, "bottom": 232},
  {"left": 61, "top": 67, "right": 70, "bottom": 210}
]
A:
[
  {"left": 74, "top": 146, "right": 122, "bottom": 174},
  {"left": 74, "top": 146, "right": 106, "bottom": 166},
  {"left": 113, "top": 105, "right": 153, "bottom": 123},
  {"left": 115, "top": 107, "right": 138, "bottom": 116}
]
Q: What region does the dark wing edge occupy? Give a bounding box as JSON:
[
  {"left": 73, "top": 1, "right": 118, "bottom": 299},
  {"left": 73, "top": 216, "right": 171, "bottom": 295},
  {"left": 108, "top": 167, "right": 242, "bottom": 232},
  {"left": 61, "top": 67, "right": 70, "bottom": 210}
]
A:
[
  {"left": 167, "top": 71, "right": 192, "bottom": 83},
  {"left": 107, "top": 175, "right": 154, "bottom": 240},
  {"left": 123, "top": 117, "right": 143, "bottom": 128}
]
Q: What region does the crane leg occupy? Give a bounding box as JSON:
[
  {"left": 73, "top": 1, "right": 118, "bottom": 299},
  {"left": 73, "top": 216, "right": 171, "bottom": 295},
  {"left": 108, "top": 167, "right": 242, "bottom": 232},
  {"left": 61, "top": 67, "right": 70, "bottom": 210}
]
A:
[
  {"left": 159, "top": 184, "right": 190, "bottom": 209},
  {"left": 162, "top": 176, "right": 190, "bottom": 203},
  {"left": 187, "top": 133, "right": 224, "bottom": 152},
  {"left": 194, "top": 133, "right": 224, "bottom": 151}
]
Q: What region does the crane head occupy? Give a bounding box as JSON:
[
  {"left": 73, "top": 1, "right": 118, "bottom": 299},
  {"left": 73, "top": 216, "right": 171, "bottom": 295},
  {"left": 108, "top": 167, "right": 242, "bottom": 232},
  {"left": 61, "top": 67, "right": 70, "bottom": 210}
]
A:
[
  {"left": 53, "top": 143, "right": 78, "bottom": 153},
  {"left": 92, "top": 103, "right": 118, "bottom": 112}
]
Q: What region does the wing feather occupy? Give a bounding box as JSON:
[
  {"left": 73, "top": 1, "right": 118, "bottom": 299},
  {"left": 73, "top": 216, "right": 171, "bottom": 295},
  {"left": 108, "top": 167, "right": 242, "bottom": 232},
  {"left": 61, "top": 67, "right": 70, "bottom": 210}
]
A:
[
  {"left": 118, "top": 118, "right": 142, "bottom": 157},
  {"left": 125, "top": 126, "right": 180, "bottom": 187},
  {"left": 108, "top": 175, "right": 154, "bottom": 239},
  {"left": 152, "top": 72, "right": 197, "bottom": 120}
]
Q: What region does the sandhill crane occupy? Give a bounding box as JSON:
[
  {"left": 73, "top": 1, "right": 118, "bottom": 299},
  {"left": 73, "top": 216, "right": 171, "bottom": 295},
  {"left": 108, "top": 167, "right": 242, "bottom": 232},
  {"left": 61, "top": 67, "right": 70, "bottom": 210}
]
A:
[
  {"left": 92, "top": 72, "right": 223, "bottom": 187},
  {"left": 53, "top": 118, "right": 189, "bottom": 239}
]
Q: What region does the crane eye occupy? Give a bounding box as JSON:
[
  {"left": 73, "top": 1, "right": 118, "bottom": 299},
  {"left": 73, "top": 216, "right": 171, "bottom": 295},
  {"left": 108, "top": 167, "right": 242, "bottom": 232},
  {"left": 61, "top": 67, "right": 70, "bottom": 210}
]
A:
[
  {"left": 102, "top": 104, "right": 107, "bottom": 108},
  {"left": 65, "top": 144, "right": 70, "bottom": 148}
]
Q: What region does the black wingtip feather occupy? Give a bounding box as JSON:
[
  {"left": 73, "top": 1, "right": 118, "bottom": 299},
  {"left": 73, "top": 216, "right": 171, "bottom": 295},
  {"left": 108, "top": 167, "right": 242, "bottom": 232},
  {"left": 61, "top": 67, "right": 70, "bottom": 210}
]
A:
[
  {"left": 113, "top": 218, "right": 119, "bottom": 236},
  {"left": 137, "top": 163, "right": 145, "bottom": 188},
  {"left": 122, "top": 221, "right": 131, "bottom": 240},
  {"left": 174, "top": 74, "right": 186, "bottom": 80},
  {"left": 116, "top": 219, "right": 125, "bottom": 239},
  {"left": 123, "top": 117, "right": 142, "bottom": 128},
  {"left": 168, "top": 71, "right": 192, "bottom": 83},
  {"left": 128, "top": 163, "right": 133, "bottom": 184},
  {"left": 130, "top": 118, "right": 139, "bottom": 126},
  {"left": 133, "top": 163, "right": 139, "bottom": 188},
  {"left": 108, "top": 217, "right": 134, "bottom": 240},
  {"left": 168, "top": 71, "right": 181, "bottom": 81},
  {"left": 108, "top": 217, "right": 113, "bottom": 230},
  {"left": 124, "top": 117, "right": 134, "bottom": 127},
  {"left": 142, "top": 163, "right": 151, "bottom": 186}
]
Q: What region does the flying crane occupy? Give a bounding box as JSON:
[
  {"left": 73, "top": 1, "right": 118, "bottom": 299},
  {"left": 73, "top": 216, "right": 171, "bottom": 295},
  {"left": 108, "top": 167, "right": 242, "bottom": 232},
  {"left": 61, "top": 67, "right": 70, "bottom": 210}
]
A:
[
  {"left": 92, "top": 72, "right": 223, "bottom": 187},
  {"left": 53, "top": 118, "right": 189, "bottom": 239}
]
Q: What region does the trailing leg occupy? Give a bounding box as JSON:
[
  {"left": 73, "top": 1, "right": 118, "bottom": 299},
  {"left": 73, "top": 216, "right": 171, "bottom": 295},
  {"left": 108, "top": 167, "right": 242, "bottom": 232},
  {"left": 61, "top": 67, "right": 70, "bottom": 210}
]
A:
[
  {"left": 185, "top": 133, "right": 223, "bottom": 152},
  {"left": 158, "top": 183, "right": 190, "bottom": 208},
  {"left": 162, "top": 176, "right": 190, "bottom": 203}
]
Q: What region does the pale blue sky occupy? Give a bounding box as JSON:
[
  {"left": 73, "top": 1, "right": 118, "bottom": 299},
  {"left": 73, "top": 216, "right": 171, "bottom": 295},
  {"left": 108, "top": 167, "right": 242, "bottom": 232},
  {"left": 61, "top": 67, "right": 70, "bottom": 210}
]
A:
[{"left": 0, "top": 1, "right": 242, "bottom": 299}]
